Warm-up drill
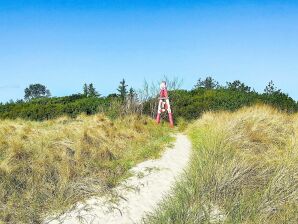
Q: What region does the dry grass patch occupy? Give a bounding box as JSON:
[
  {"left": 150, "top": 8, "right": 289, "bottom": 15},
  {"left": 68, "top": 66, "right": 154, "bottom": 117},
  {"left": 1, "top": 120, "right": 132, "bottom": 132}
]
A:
[
  {"left": 0, "top": 114, "right": 173, "bottom": 223},
  {"left": 144, "top": 105, "right": 298, "bottom": 224}
]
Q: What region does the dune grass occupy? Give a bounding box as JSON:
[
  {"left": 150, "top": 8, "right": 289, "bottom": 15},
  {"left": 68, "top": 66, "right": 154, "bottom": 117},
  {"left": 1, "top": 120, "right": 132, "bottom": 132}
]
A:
[
  {"left": 144, "top": 105, "right": 298, "bottom": 223},
  {"left": 0, "top": 114, "right": 173, "bottom": 224}
]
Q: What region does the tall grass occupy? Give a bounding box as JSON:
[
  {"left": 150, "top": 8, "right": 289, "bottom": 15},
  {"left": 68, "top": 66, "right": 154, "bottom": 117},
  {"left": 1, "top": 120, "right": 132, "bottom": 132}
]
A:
[
  {"left": 144, "top": 105, "right": 298, "bottom": 223},
  {"left": 0, "top": 114, "right": 173, "bottom": 223}
]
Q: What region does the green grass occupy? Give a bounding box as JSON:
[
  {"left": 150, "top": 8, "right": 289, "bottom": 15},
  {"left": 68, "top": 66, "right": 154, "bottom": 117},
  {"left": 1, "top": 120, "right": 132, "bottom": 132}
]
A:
[
  {"left": 0, "top": 114, "right": 174, "bottom": 224},
  {"left": 144, "top": 105, "right": 298, "bottom": 224}
]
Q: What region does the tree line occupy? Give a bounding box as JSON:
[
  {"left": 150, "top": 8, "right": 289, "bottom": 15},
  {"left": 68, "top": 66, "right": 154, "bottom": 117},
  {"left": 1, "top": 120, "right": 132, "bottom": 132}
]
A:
[{"left": 0, "top": 77, "right": 297, "bottom": 121}]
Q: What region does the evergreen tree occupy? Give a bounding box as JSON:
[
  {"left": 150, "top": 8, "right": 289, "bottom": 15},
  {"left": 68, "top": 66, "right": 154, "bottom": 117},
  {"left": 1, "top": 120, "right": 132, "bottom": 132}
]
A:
[
  {"left": 226, "top": 80, "right": 252, "bottom": 93},
  {"left": 128, "top": 87, "right": 136, "bottom": 101},
  {"left": 82, "top": 83, "right": 99, "bottom": 97},
  {"left": 117, "top": 79, "right": 128, "bottom": 102},
  {"left": 264, "top": 80, "right": 281, "bottom": 94},
  {"left": 88, "top": 83, "right": 100, "bottom": 97},
  {"left": 194, "top": 76, "right": 219, "bottom": 89},
  {"left": 83, "top": 83, "right": 88, "bottom": 97}
]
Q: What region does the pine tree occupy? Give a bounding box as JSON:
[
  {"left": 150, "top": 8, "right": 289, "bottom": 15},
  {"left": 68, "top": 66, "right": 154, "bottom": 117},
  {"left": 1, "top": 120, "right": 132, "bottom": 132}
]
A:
[
  {"left": 264, "top": 80, "right": 281, "bottom": 94},
  {"left": 117, "top": 79, "right": 128, "bottom": 102},
  {"left": 83, "top": 83, "right": 88, "bottom": 97},
  {"left": 226, "top": 80, "right": 252, "bottom": 93},
  {"left": 128, "top": 87, "right": 136, "bottom": 102},
  {"left": 194, "top": 76, "right": 219, "bottom": 89},
  {"left": 82, "top": 83, "right": 100, "bottom": 97},
  {"left": 88, "top": 83, "right": 99, "bottom": 97}
]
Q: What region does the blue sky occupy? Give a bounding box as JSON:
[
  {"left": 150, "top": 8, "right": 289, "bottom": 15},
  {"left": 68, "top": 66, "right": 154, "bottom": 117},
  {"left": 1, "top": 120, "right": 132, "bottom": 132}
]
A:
[{"left": 0, "top": 0, "right": 298, "bottom": 102}]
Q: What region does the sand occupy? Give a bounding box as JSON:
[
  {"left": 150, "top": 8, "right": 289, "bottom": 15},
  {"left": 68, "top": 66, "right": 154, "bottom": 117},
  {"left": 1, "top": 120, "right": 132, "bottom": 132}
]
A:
[{"left": 45, "top": 134, "right": 191, "bottom": 224}]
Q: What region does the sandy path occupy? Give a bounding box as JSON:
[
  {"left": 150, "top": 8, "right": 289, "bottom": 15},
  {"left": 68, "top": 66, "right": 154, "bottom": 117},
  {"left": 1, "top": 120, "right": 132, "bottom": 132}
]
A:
[{"left": 45, "top": 134, "right": 191, "bottom": 224}]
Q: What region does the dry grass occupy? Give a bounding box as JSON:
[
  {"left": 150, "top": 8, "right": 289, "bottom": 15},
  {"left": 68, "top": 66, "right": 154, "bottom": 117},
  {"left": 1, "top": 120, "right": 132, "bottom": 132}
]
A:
[
  {"left": 0, "top": 114, "right": 173, "bottom": 224},
  {"left": 144, "top": 105, "right": 298, "bottom": 224}
]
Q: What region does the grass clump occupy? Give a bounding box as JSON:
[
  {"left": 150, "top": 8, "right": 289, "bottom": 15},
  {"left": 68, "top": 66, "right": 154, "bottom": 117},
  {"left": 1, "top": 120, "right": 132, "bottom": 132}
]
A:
[
  {"left": 144, "top": 105, "right": 298, "bottom": 224},
  {"left": 176, "top": 117, "right": 188, "bottom": 132},
  {"left": 0, "top": 114, "right": 173, "bottom": 223}
]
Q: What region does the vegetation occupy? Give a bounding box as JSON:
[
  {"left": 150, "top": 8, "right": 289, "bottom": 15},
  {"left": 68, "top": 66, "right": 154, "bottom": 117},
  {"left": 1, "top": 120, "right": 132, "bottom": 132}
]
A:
[
  {"left": 0, "top": 95, "right": 111, "bottom": 121},
  {"left": 0, "top": 77, "right": 297, "bottom": 223},
  {"left": 165, "top": 86, "right": 297, "bottom": 121},
  {"left": 117, "top": 78, "right": 129, "bottom": 103},
  {"left": 144, "top": 105, "right": 298, "bottom": 223},
  {"left": 83, "top": 83, "right": 100, "bottom": 97},
  {"left": 194, "top": 76, "right": 219, "bottom": 89},
  {"left": 0, "top": 77, "right": 297, "bottom": 122},
  {"left": 24, "top": 83, "right": 51, "bottom": 101},
  {"left": 0, "top": 114, "right": 173, "bottom": 223},
  {"left": 141, "top": 77, "right": 297, "bottom": 122}
]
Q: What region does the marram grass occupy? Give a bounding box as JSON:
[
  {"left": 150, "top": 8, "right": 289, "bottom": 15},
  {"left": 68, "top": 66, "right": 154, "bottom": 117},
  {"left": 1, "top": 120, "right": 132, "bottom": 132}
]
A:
[
  {"left": 0, "top": 114, "right": 173, "bottom": 224},
  {"left": 144, "top": 105, "right": 298, "bottom": 224}
]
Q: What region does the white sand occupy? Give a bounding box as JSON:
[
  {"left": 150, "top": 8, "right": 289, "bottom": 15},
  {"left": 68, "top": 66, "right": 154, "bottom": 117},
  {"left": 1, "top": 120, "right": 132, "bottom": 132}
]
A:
[{"left": 45, "top": 134, "right": 191, "bottom": 224}]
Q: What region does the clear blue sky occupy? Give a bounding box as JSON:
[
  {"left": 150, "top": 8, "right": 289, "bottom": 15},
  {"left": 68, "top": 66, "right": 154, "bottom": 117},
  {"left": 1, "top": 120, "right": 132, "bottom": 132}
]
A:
[{"left": 0, "top": 0, "right": 298, "bottom": 102}]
